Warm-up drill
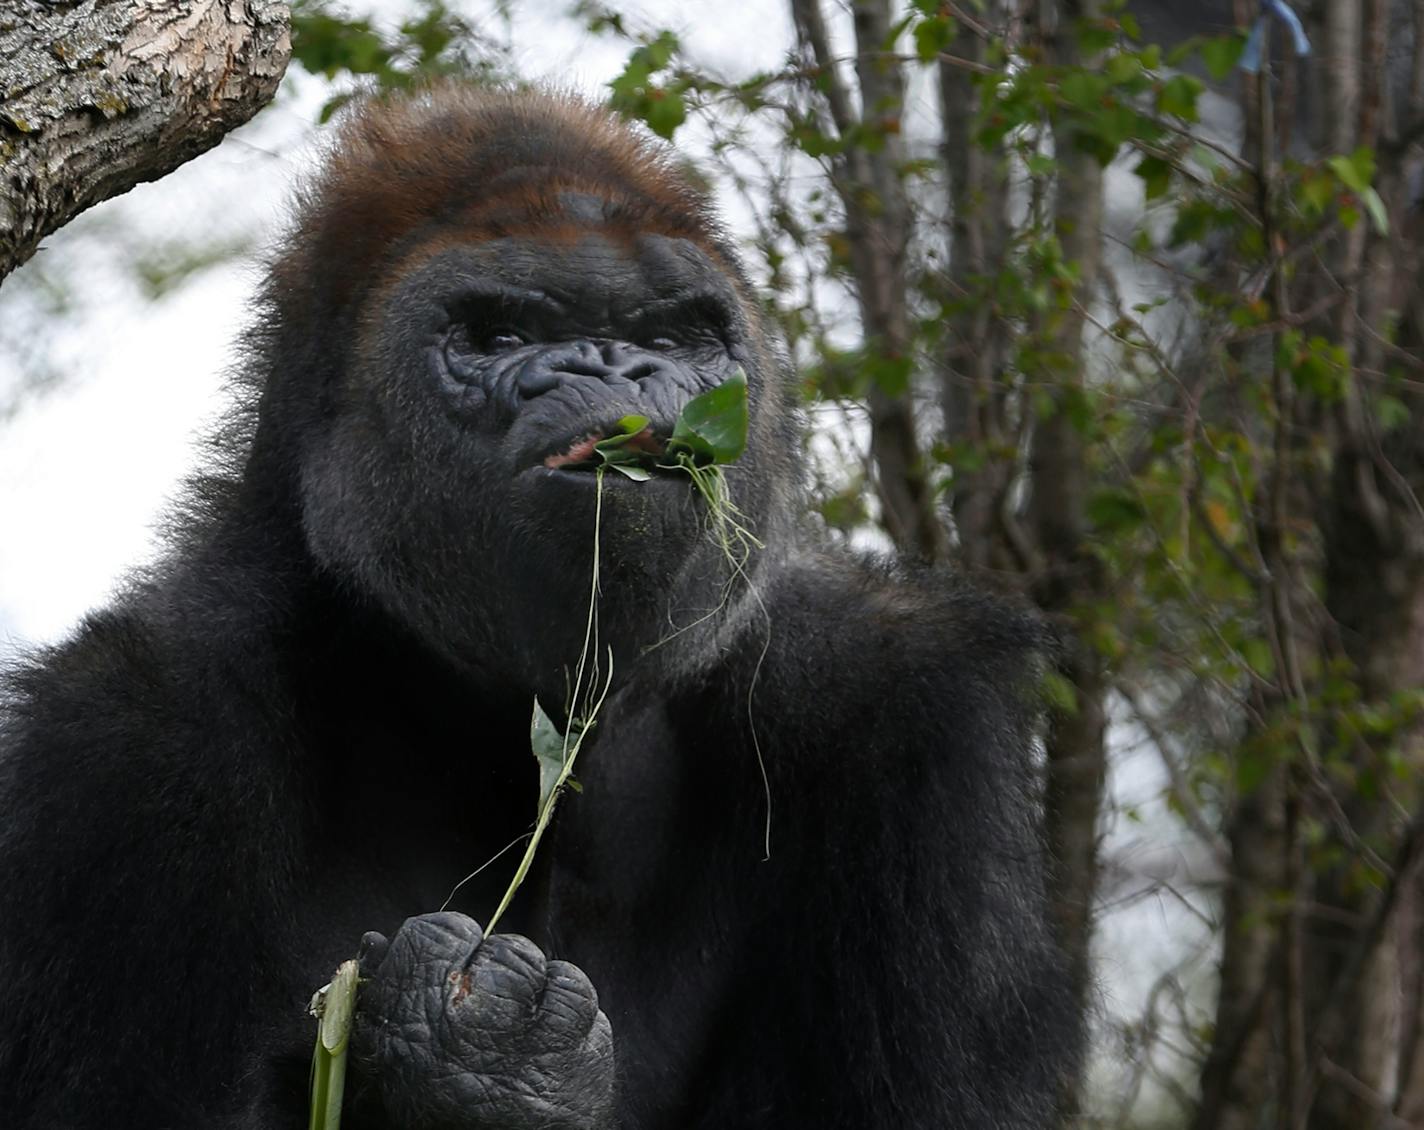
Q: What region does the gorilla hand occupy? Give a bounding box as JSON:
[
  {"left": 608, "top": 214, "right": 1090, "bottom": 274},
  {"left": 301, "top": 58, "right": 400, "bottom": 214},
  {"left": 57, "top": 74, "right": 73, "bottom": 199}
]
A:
[{"left": 355, "top": 912, "right": 616, "bottom": 1130}]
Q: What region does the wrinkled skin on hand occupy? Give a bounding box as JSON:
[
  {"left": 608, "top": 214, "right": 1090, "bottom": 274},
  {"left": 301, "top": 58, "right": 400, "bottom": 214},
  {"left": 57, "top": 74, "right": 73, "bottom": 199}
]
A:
[{"left": 356, "top": 913, "right": 616, "bottom": 1130}]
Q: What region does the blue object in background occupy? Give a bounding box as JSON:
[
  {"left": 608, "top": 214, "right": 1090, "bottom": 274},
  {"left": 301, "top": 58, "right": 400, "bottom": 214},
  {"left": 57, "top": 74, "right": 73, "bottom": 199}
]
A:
[{"left": 1239, "top": 0, "right": 1311, "bottom": 73}]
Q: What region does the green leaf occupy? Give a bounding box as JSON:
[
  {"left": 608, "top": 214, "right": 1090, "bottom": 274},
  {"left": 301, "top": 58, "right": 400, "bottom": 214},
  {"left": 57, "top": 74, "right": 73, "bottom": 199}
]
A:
[
  {"left": 1375, "top": 394, "right": 1410, "bottom": 431},
  {"left": 1201, "top": 33, "right": 1246, "bottom": 81},
  {"left": 913, "top": 15, "right": 957, "bottom": 63},
  {"left": 643, "top": 85, "right": 687, "bottom": 140},
  {"left": 1087, "top": 487, "right": 1146, "bottom": 532},
  {"left": 1133, "top": 155, "right": 1172, "bottom": 201},
  {"left": 669, "top": 371, "right": 749, "bottom": 465},
  {"left": 1157, "top": 75, "right": 1202, "bottom": 121},
  {"left": 593, "top": 415, "right": 659, "bottom": 474},
  {"left": 1041, "top": 670, "right": 1079, "bottom": 716},
  {"left": 864, "top": 352, "right": 914, "bottom": 397},
  {"left": 1076, "top": 20, "right": 1118, "bottom": 55},
  {"left": 1235, "top": 750, "right": 1269, "bottom": 794},
  {"left": 1104, "top": 52, "right": 1143, "bottom": 86},
  {"left": 1242, "top": 638, "right": 1276, "bottom": 679},
  {"left": 1327, "top": 148, "right": 1376, "bottom": 193},
  {"left": 1025, "top": 152, "right": 1057, "bottom": 177},
  {"left": 1059, "top": 72, "right": 1107, "bottom": 111},
  {"left": 1298, "top": 170, "right": 1335, "bottom": 216},
  {"left": 530, "top": 698, "right": 570, "bottom": 812},
  {"left": 1361, "top": 186, "right": 1389, "bottom": 234},
  {"left": 1165, "top": 36, "right": 1201, "bottom": 68}
]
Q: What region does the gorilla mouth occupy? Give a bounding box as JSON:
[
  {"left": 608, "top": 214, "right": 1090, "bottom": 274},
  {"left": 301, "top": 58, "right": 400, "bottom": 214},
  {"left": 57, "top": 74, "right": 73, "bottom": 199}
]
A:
[
  {"left": 542, "top": 424, "right": 666, "bottom": 472},
  {"left": 543, "top": 434, "right": 605, "bottom": 469}
]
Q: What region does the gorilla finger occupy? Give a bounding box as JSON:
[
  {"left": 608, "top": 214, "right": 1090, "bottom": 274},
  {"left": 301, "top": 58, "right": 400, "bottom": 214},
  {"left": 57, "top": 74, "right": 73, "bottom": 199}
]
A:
[
  {"left": 583, "top": 1009, "right": 615, "bottom": 1070},
  {"left": 463, "top": 932, "right": 548, "bottom": 1019},
  {"left": 538, "top": 959, "right": 604, "bottom": 1041},
  {"left": 391, "top": 911, "right": 486, "bottom": 974},
  {"left": 357, "top": 930, "right": 390, "bottom": 973}
]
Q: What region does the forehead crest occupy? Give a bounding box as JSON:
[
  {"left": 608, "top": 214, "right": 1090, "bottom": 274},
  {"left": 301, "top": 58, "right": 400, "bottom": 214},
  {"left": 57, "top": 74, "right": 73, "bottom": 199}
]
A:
[{"left": 274, "top": 87, "right": 725, "bottom": 313}]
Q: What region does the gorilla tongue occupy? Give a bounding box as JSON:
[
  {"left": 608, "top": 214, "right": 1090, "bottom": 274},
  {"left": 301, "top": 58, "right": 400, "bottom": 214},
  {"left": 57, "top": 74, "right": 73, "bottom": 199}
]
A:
[
  {"left": 544, "top": 426, "right": 665, "bottom": 470},
  {"left": 544, "top": 433, "right": 604, "bottom": 469}
]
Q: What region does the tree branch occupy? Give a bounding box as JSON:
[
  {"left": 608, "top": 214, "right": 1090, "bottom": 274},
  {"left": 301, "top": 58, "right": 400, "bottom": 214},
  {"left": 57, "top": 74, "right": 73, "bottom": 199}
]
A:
[{"left": 0, "top": 0, "right": 291, "bottom": 280}]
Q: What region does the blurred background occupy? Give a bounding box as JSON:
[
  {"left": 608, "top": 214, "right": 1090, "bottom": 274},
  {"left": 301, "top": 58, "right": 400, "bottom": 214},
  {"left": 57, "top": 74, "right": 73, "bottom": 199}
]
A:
[{"left": 3, "top": 2, "right": 1422, "bottom": 1127}]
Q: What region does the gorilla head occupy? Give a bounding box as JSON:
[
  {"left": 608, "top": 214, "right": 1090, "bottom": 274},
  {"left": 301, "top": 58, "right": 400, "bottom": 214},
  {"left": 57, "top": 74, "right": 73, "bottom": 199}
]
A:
[{"left": 248, "top": 90, "right": 797, "bottom": 706}]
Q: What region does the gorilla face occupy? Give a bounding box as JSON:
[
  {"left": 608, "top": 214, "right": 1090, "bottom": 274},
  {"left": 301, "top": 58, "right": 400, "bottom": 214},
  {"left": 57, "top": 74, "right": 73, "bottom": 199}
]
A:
[{"left": 299, "top": 221, "right": 775, "bottom": 706}]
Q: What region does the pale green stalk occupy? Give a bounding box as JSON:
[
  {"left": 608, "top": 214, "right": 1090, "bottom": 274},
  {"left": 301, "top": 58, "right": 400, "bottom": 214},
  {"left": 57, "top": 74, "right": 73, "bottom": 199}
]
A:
[
  {"left": 308, "top": 958, "right": 359, "bottom": 1130},
  {"left": 485, "top": 467, "right": 612, "bottom": 935}
]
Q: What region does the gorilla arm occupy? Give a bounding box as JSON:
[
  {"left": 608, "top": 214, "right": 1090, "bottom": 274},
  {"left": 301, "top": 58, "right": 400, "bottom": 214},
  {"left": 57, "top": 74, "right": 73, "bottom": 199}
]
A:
[
  {"left": 675, "top": 561, "right": 1078, "bottom": 1129},
  {"left": 535, "top": 555, "right": 1080, "bottom": 1130}
]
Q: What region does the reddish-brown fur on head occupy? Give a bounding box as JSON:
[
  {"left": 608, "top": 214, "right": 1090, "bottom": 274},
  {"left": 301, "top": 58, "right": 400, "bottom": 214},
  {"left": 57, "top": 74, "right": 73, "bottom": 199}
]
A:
[{"left": 273, "top": 85, "right": 728, "bottom": 319}]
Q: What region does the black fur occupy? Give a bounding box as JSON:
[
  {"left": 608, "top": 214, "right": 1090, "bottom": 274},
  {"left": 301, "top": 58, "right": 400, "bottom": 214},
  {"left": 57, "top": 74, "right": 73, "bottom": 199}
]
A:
[{"left": 0, "top": 88, "right": 1078, "bottom": 1129}]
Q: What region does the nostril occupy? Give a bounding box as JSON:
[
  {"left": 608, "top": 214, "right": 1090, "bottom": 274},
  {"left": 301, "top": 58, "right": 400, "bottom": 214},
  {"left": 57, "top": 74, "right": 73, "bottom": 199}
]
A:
[
  {"left": 516, "top": 368, "right": 561, "bottom": 399},
  {"left": 562, "top": 358, "right": 616, "bottom": 379},
  {"left": 514, "top": 355, "right": 563, "bottom": 400},
  {"left": 623, "top": 362, "right": 659, "bottom": 382}
]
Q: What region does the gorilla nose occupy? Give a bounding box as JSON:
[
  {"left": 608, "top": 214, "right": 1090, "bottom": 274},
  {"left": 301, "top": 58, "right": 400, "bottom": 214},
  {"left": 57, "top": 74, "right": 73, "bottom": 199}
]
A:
[{"left": 514, "top": 340, "right": 678, "bottom": 400}]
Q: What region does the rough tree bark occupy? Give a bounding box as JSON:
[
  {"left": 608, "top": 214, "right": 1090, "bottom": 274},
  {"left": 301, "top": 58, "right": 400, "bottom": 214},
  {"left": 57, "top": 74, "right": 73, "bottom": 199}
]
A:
[{"left": 0, "top": 0, "right": 291, "bottom": 281}]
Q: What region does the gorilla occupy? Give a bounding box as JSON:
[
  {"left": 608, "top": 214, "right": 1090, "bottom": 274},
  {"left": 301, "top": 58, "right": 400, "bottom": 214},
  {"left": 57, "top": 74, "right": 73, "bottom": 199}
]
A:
[{"left": 0, "top": 88, "right": 1078, "bottom": 1129}]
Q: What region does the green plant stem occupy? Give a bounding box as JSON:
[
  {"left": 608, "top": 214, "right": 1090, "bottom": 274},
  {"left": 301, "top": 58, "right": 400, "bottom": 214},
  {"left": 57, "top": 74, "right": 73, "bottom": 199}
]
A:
[
  {"left": 307, "top": 958, "right": 359, "bottom": 1130},
  {"left": 485, "top": 467, "right": 612, "bottom": 936}
]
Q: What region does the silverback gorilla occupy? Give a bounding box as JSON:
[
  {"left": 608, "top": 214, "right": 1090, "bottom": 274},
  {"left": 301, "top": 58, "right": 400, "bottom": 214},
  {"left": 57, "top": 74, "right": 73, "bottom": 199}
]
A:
[{"left": 0, "top": 89, "right": 1078, "bottom": 1129}]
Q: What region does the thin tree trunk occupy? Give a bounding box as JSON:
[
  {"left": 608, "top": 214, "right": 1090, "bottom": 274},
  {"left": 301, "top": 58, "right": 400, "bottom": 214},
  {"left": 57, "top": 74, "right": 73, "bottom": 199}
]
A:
[
  {"left": 1027, "top": 3, "right": 1107, "bottom": 1121},
  {"left": 1192, "top": 767, "right": 1289, "bottom": 1130},
  {"left": 1305, "top": 1, "right": 1422, "bottom": 1123},
  {"left": 790, "top": 0, "right": 949, "bottom": 561},
  {"left": 938, "top": 10, "right": 1014, "bottom": 570},
  {"left": 1396, "top": 857, "right": 1424, "bottom": 1123},
  {"left": 851, "top": 0, "right": 949, "bottom": 561}
]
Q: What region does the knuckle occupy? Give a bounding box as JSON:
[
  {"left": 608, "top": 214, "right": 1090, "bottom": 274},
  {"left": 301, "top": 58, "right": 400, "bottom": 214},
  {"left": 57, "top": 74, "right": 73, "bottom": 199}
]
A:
[{"left": 391, "top": 911, "right": 484, "bottom": 973}]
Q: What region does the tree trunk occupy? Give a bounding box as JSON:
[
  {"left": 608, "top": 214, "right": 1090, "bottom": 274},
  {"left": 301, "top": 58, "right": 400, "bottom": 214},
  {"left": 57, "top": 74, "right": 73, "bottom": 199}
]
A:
[
  {"left": 0, "top": 0, "right": 291, "bottom": 280},
  {"left": 1029, "top": 3, "right": 1107, "bottom": 1122},
  {"left": 848, "top": 0, "right": 948, "bottom": 562},
  {"left": 790, "top": 0, "right": 949, "bottom": 562},
  {"left": 938, "top": 10, "right": 1014, "bottom": 571}
]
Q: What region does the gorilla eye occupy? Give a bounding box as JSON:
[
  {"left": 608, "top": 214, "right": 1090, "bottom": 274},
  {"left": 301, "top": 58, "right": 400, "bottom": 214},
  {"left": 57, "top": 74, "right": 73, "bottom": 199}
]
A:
[
  {"left": 645, "top": 336, "right": 678, "bottom": 351},
  {"left": 485, "top": 331, "right": 526, "bottom": 353}
]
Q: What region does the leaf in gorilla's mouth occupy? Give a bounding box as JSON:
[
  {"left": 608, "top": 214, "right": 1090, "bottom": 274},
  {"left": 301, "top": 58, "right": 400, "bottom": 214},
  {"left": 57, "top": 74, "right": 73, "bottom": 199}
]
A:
[{"left": 544, "top": 372, "right": 750, "bottom": 482}]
